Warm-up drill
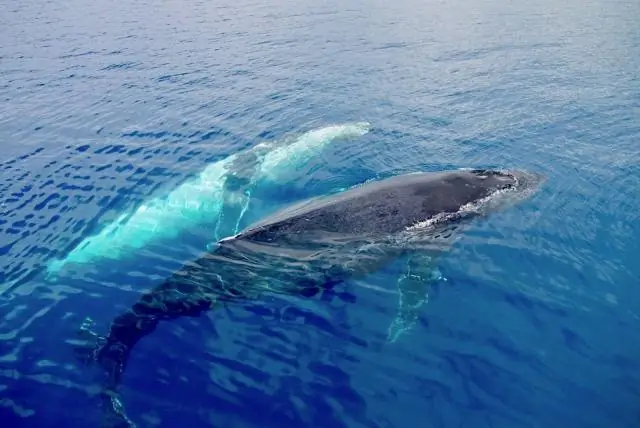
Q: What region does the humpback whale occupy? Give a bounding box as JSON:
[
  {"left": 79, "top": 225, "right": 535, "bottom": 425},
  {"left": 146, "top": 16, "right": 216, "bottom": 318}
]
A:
[
  {"left": 46, "top": 122, "right": 371, "bottom": 278},
  {"left": 76, "top": 168, "right": 544, "bottom": 427}
]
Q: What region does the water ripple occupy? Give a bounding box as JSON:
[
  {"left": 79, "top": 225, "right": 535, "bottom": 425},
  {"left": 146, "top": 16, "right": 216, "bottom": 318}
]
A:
[{"left": 1, "top": 0, "right": 639, "bottom": 426}]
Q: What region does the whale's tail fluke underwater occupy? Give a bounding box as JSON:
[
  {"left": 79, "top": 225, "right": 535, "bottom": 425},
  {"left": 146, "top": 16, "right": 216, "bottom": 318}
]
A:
[
  {"left": 74, "top": 168, "right": 544, "bottom": 428},
  {"left": 46, "top": 122, "right": 371, "bottom": 278}
]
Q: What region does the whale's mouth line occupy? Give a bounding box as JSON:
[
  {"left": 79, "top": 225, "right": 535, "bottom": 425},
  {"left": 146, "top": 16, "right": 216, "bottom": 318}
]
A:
[
  {"left": 406, "top": 169, "right": 544, "bottom": 233},
  {"left": 405, "top": 189, "right": 507, "bottom": 233}
]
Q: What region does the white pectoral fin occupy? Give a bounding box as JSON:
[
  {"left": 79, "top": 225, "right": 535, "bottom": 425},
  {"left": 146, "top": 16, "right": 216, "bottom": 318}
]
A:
[
  {"left": 387, "top": 252, "right": 444, "bottom": 343},
  {"left": 214, "top": 144, "right": 277, "bottom": 240},
  {"left": 218, "top": 188, "right": 252, "bottom": 237}
]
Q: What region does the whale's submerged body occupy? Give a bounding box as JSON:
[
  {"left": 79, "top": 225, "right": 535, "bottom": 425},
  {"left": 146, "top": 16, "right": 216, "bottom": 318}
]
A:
[
  {"left": 46, "top": 122, "right": 371, "bottom": 277},
  {"left": 78, "top": 168, "right": 544, "bottom": 428}
]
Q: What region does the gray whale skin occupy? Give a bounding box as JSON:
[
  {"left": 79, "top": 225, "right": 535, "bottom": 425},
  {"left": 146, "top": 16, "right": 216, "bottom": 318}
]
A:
[{"left": 78, "top": 168, "right": 544, "bottom": 428}]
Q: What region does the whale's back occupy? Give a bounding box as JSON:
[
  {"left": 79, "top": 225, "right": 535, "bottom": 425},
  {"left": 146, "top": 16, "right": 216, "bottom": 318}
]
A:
[{"left": 235, "top": 170, "right": 516, "bottom": 244}]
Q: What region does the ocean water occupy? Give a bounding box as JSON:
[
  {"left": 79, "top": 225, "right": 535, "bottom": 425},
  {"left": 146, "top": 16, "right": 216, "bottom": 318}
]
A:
[{"left": 1, "top": 0, "right": 639, "bottom": 427}]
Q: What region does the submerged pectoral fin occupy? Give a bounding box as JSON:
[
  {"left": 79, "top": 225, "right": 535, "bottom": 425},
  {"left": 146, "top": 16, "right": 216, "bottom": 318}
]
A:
[{"left": 387, "top": 252, "right": 444, "bottom": 343}]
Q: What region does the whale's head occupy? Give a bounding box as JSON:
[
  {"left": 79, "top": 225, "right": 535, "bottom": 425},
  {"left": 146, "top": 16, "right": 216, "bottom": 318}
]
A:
[
  {"left": 465, "top": 168, "right": 545, "bottom": 211},
  {"left": 405, "top": 168, "right": 545, "bottom": 234},
  {"left": 451, "top": 168, "right": 545, "bottom": 215}
]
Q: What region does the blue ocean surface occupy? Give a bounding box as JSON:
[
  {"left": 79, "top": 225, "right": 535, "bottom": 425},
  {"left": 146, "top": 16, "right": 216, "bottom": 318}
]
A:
[{"left": 1, "top": 0, "right": 639, "bottom": 427}]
